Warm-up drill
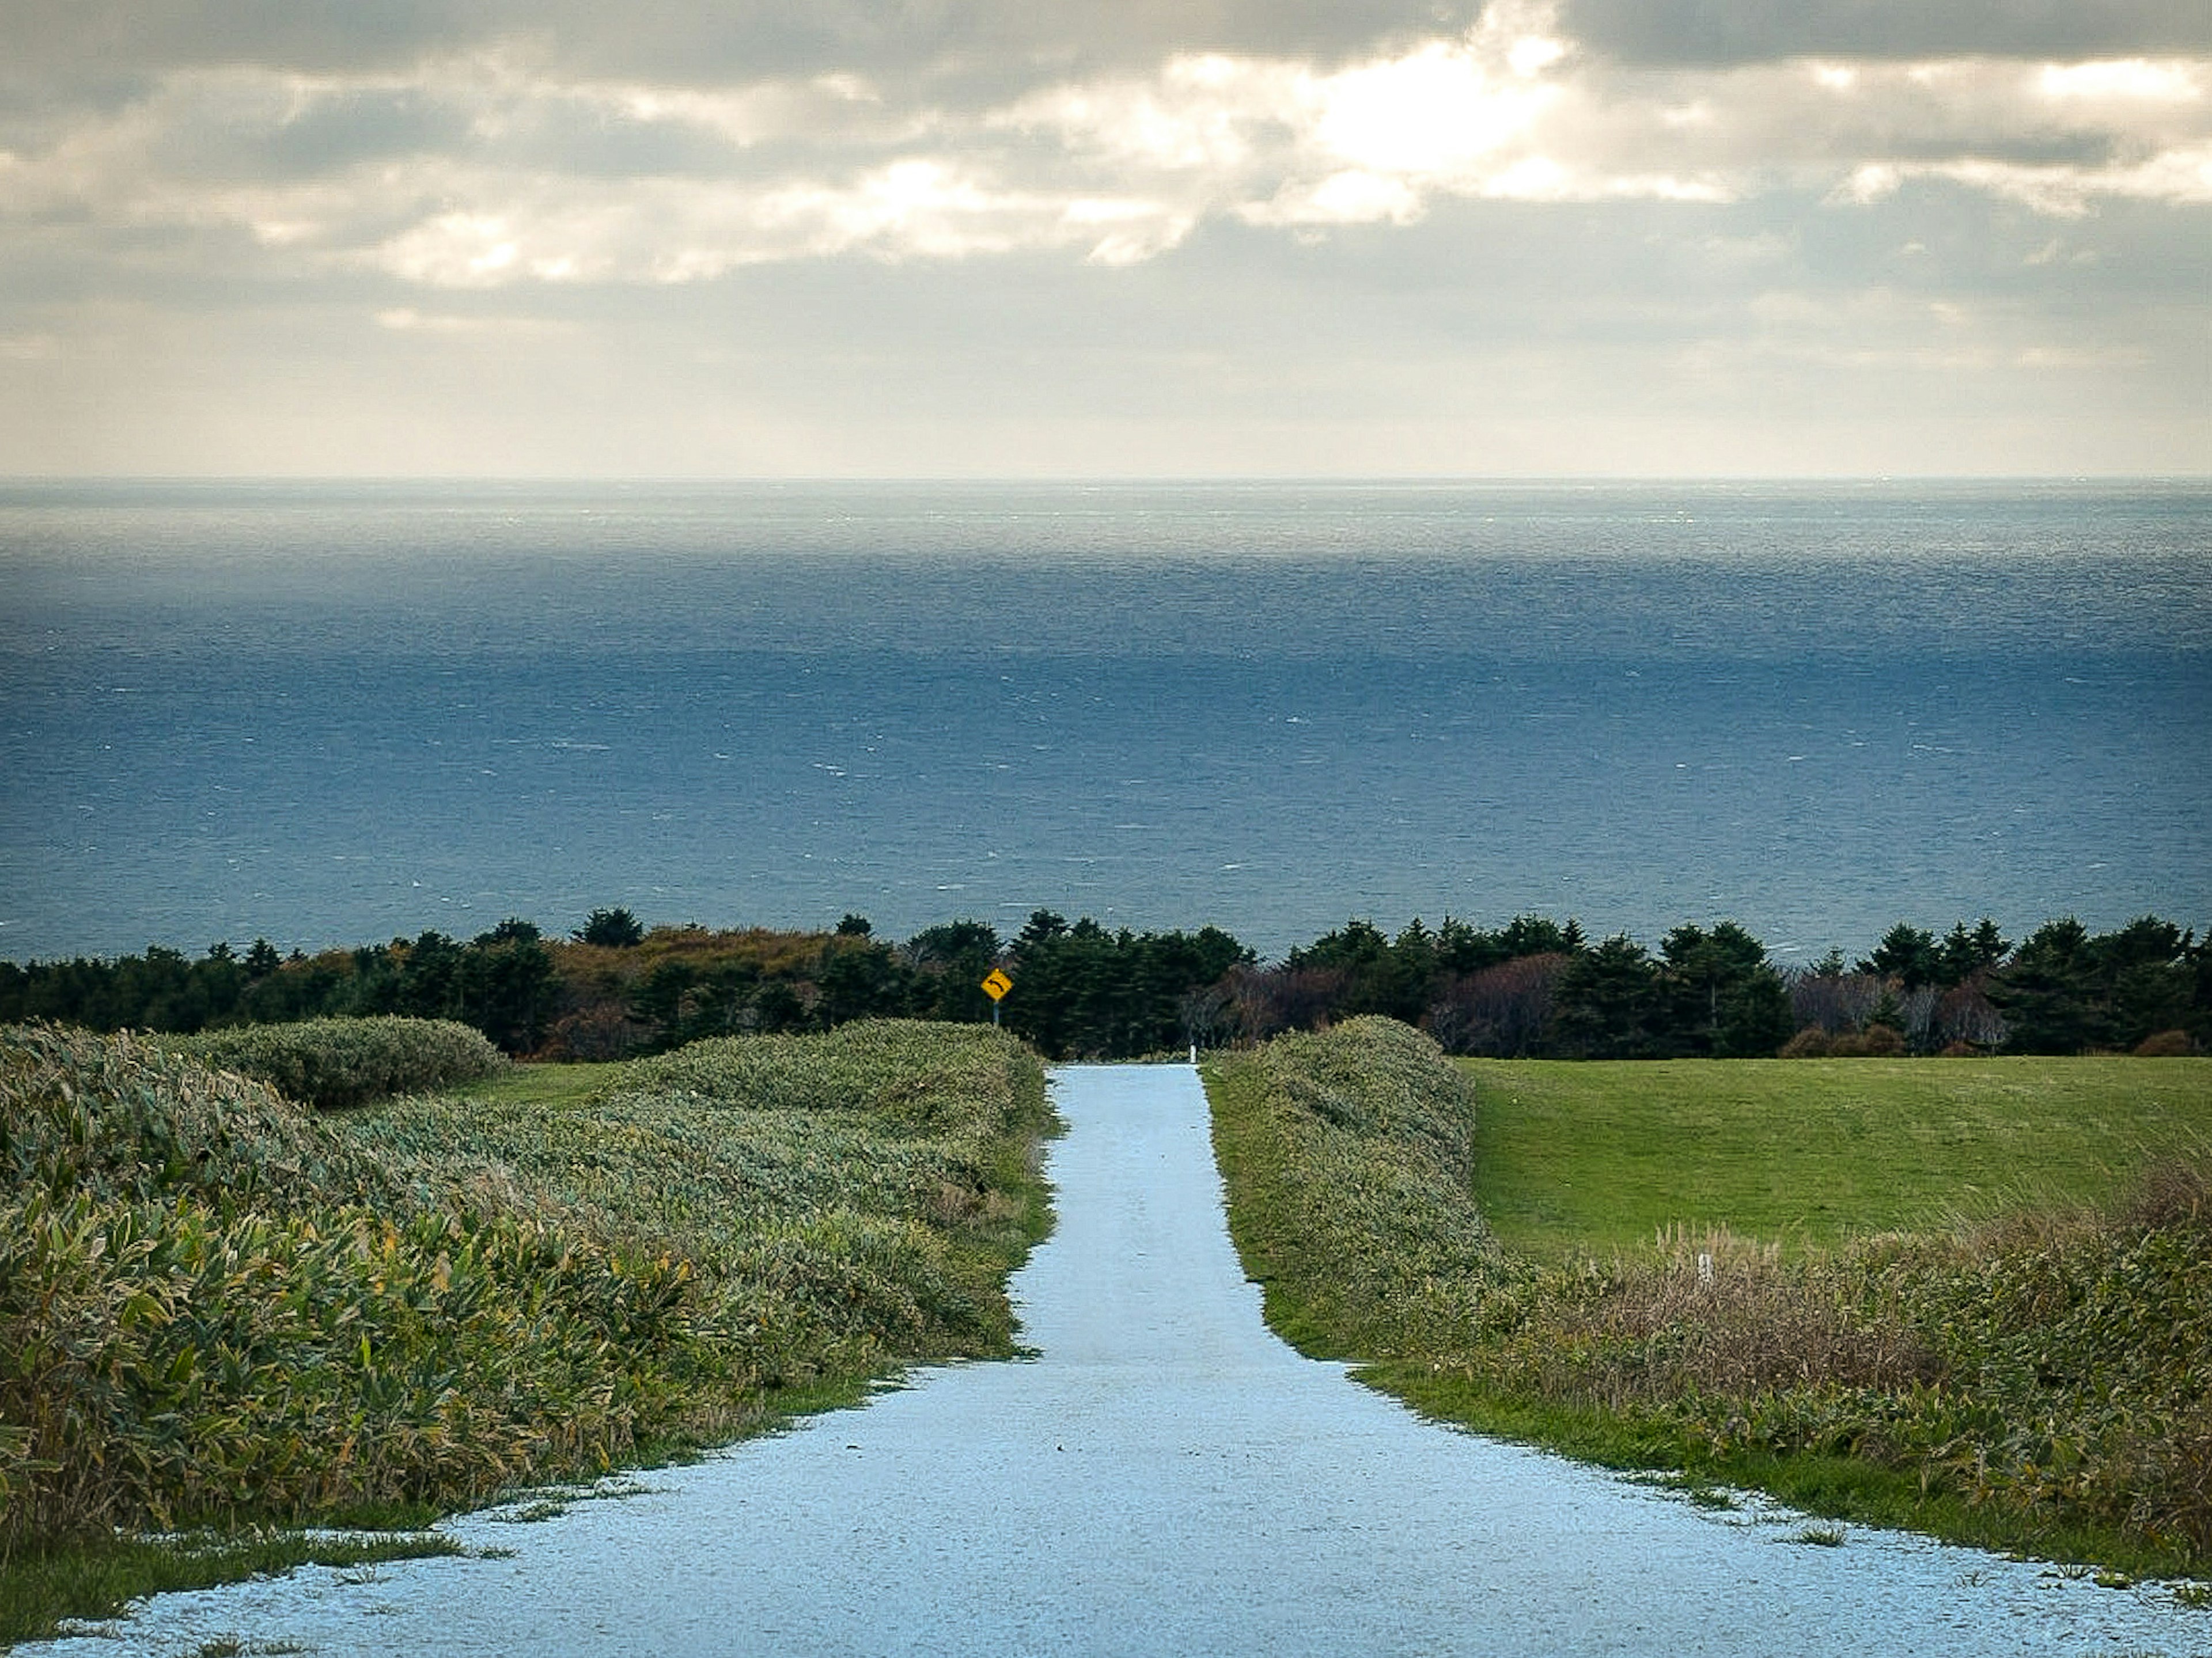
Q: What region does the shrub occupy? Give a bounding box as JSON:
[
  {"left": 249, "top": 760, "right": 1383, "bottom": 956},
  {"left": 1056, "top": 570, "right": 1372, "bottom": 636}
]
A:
[
  {"left": 611, "top": 1019, "right": 1023, "bottom": 1126},
  {"left": 2136, "top": 1029, "right": 2196, "bottom": 1058},
  {"left": 1829, "top": 1024, "right": 1906, "bottom": 1057},
  {"left": 1779, "top": 1026, "right": 1832, "bottom": 1058},
  {"left": 176, "top": 1016, "right": 504, "bottom": 1109},
  {"left": 538, "top": 1004, "right": 646, "bottom": 1063},
  {"left": 1210, "top": 1018, "right": 1508, "bottom": 1359}
]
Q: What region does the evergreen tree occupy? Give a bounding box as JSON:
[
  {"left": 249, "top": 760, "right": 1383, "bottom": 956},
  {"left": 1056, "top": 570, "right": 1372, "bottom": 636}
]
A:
[
  {"left": 1989, "top": 917, "right": 2095, "bottom": 1053},
  {"left": 904, "top": 920, "right": 1002, "bottom": 1023},
  {"left": 1660, "top": 921, "right": 1774, "bottom": 1056},
  {"left": 1550, "top": 935, "right": 1664, "bottom": 1058},
  {"left": 1937, "top": 917, "right": 2010, "bottom": 985},
  {"left": 1714, "top": 968, "right": 1795, "bottom": 1057},
  {"left": 575, "top": 907, "right": 646, "bottom": 948},
  {"left": 1859, "top": 923, "right": 1941, "bottom": 988}
]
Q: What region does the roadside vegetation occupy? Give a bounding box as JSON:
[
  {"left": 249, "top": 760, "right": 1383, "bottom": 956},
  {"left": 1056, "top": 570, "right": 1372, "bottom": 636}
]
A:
[
  {"left": 1206, "top": 1019, "right": 2212, "bottom": 1582},
  {"left": 0, "top": 1016, "right": 1052, "bottom": 1644}
]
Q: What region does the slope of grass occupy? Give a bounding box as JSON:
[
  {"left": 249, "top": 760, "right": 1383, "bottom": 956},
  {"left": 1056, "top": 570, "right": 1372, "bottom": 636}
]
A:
[
  {"left": 1206, "top": 1024, "right": 2212, "bottom": 1583},
  {"left": 1466, "top": 1056, "right": 2212, "bottom": 1259},
  {"left": 1, "top": 1019, "right": 1052, "bottom": 1645},
  {"left": 0, "top": 1529, "right": 465, "bottom": 1649}
]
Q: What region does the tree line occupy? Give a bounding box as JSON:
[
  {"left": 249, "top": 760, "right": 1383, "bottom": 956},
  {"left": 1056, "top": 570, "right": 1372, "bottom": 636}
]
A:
[{"left": 2, "top": 905, "right": 2205, "bottom": 1063}]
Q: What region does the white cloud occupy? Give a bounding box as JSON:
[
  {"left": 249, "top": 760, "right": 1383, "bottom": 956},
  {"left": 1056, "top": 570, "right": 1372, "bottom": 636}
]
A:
[
  {"left": 360, "top": 157, "right": 1197, "bottom": 283},
  {"left": 373, "top": 306, "right": 574, "bottom": 336},
  {"left": 1834, "top": 145, "right": 2212, "bottom": 214},
  {"left": 1241, "top": 168, "right": 1426, "bottom": 226},
  {"left": 0, "top": 13, "right": 2206, "bottom": 289},
  {"left": 2036, "top": 58, "right": 2202, "bottom": 103},
  {"left": 1304, "top": 39, "right": 1560, "bottom": 176}
]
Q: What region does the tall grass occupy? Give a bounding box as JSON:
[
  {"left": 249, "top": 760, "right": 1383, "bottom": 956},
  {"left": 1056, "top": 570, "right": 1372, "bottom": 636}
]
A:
[
  {"left": 1, "top": 1019, "right": 1050, "bottom": 1575},
  {"left": 1207, "top": 1018, "right": 1505, "bottom": 1357},
  {"left": 1206, "top": 1019, "right": 2212, "bottom": 1577}
]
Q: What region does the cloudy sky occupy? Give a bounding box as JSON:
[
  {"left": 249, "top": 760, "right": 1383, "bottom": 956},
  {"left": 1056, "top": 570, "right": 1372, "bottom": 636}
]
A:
[{"left": 2, "top": 0, "right": 2206, "bottom": 476}]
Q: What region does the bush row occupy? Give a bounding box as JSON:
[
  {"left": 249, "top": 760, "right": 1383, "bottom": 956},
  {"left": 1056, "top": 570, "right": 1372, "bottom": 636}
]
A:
[
  {"left": 1206, "top": 1018, "right": 1508, "bottom": 1357},
  {"left": 173, "top": 1016, "right": 506, "bottom": 1109}
]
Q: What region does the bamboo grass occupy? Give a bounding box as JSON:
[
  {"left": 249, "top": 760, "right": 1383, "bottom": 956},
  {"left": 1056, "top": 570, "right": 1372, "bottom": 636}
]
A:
[{"left": 1, "top": 1019, "right": 1051, "bottom": 1568}]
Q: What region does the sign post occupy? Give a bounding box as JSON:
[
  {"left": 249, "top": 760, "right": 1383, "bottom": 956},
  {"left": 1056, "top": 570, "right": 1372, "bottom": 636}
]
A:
[{"left": 981, "top": 968, "right": 1013, "bottom": 1026}]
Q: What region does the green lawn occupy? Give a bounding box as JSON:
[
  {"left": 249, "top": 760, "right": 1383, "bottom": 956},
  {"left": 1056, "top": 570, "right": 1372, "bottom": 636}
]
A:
[
  {"left": 1464, "top": 1056, "right": 2212, "bottom": 1259},
  {"left": 454, "top": 1058, "right": 625, "bottom": 1108}
]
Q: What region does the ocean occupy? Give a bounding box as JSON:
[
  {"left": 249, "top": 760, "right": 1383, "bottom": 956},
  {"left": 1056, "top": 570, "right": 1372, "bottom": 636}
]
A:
[{"left": 2, "top": 479, "right": 2206, "bottom": 964}]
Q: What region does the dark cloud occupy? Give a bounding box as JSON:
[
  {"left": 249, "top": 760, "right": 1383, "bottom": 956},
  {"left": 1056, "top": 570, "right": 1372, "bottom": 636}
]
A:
[
  {"left": 1563, "top": 0, "right": 2212, "bottom": 67},
  {"left": 259, "top": 89, "right": 478, "bottom": 175},
  {"left": 0, "top": 0, "right": 1463, "bottom": 89},
  {"left": 1, "top": 0, "right": 450, "bottom": 81},
  {"left": 7, "top": 0, "right": 2207, "bottom": 109}
]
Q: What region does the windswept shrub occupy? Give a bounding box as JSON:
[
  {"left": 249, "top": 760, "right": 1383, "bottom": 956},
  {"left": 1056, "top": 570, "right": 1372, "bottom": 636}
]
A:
[
  {"left": 1503, "top": 1226, "right": 1941, "bottom": 1416},
  {"left": 0, "top": 1192, "right": 703, "bottom": 1543},
  {"left": 612, "top": 1018, "right": 1029, "bottom": 1130},
  {"left": 2125, "top": 1159, "right": 2210, "bottom": 1231},
  {"left": 176, "top": 1016, "right": 504, "bottom": 1109}
]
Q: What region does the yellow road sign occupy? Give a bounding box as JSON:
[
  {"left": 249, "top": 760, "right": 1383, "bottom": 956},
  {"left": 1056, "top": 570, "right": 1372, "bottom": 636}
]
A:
[{"left": 981, "top": 969, "right": 1013, "bottom": 1001}]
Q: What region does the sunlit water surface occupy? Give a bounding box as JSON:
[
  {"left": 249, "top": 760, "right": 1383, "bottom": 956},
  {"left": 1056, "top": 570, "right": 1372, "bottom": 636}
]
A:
[
  {"left": 3, "top": 480, "right": 2207, "bottom": 961},
  {"left": 28, "top": 1067, "right": 2211, "bottom": 1656}
]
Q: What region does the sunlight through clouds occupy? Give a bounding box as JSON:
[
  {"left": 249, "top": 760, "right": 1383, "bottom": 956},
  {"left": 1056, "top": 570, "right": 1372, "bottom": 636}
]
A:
[
  {"left": 1306, "top": 19, "right": 1563, "bottom": 177},
  {"left": 2037, "top": 58, "right": 2202, "bottom": 103},
  {"left": 0, "top": 0, "right": 2203, "bottom": 475}
]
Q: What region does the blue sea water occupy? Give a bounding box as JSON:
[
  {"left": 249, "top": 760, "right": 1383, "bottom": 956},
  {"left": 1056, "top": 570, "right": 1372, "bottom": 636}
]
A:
[{"left": 1, "top": 480, "right": 2206, "bottom": 964}]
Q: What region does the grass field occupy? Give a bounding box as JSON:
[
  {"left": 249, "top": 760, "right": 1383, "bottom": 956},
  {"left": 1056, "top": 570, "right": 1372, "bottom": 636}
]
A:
[
  {"left": 1465, "top": 1056, "right": 2212, "bottom": 1259},
  {"left": 1207, "top": 1025, "right": 2212, "bottom": 1580},
  {"left": 456, "top": 1058, "right": 624, "bottom": 1109}
]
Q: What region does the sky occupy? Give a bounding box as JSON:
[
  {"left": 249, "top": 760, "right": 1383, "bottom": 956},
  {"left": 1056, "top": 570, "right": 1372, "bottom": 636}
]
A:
[{"left": 1, "top": 0, "right": 2206, "bottom": 477}]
